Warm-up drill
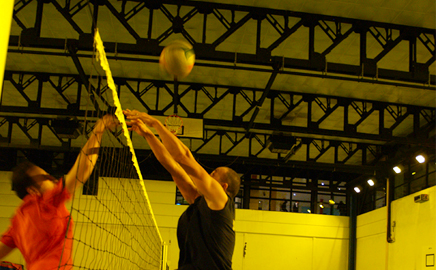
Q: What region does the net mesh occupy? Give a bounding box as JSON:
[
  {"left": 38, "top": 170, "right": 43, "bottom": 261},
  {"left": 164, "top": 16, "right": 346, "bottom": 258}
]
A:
[{"left": 59, "top": 29, "right": 162, "bottom": 269}]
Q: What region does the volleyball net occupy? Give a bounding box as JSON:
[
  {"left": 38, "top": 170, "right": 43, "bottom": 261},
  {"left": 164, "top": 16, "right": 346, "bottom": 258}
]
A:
[{"left": 60, "top": 29, "right": 163, "bottom": 269}]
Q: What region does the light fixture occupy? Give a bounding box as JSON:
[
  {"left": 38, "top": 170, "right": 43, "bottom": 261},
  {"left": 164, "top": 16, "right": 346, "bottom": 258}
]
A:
[
  {"left": 319, "top": 204, "right": 324, "bottom": 209},
  {"left": 321, "top": 182, "right": 325, "bottom": 186},
  {"left": 393, "top": 166, "right": 402, "bottom": 174},
  {"left": 329, "top": 199, "right": 335, "bottom": 205},
  {"left": 293, "top": 193, "right": 296, "bottom": 196},
  {"left": 307, "top": 209, "right": 311, "bottom": 213},
  {"left": 367, "top": 179, "right": 375, "bottom": 186},
  {"left": 267, "top": 134, "right": 296, "bottom": 153},
  {"left": 51, "top": 118, "right": 82, "bottom": 139},
  {"left": 354, "top": 186, "right": 361, "bottom": 193},
  {"left": 416, "top": 155, "right": 425, "bottom": 163},
  {"left": 412, "top": 171, "right": 416, "bottom": 175}
]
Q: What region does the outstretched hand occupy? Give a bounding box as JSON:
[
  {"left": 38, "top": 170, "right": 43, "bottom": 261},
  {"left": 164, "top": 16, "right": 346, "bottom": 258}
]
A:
[
  {"left": 123, "top": 109, "right": 159, "bottom": 127},
  {"left": 94, "top": 114, "right": 120, "bottom": 134},
  {"left": 126, "top": 118, "right": 153, "bottom": 137}
]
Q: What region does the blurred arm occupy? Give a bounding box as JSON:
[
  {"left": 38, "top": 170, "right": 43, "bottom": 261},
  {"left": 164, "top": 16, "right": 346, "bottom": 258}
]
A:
[
  {"left": 124, "top": 110, "right": 228, "bottom": 210},
  {"left": 128, "top": 119, "right": 198, "bottom": 204},
  {"left": 64, "top": 115, "right": 119, "bottom": 195}
]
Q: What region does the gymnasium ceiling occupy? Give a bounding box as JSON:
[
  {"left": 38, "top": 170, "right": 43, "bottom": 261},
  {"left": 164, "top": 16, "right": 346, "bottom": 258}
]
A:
[{"left": 0, "top": 0, "right": 435, "bottom": 186}]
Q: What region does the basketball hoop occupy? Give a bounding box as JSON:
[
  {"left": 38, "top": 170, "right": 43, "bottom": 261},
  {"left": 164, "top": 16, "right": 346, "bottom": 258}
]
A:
[{"left": 165, "top": 115, "right": 183, "bottom": 135}]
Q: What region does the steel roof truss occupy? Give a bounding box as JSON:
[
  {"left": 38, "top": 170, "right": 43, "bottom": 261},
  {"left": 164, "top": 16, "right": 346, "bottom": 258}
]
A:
[{"left": 11, "top": 0, "right": 436, "bottom": 86}]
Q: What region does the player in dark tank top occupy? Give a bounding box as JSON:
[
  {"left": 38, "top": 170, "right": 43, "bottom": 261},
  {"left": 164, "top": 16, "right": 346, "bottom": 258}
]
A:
[
  {"left": 124, "top": 109, "right": 241, "bottom": 270},
  {"left": 177, "top": 179, "right": 236, "bottom": 270}
]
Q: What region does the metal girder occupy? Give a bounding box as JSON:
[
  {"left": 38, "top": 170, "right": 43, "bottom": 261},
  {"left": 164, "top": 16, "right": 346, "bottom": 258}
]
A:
[
  {"left": 49, "top": 0, "right": 85, "bottom": 35},
  {"left": 0, "top": 110, "right": 385, "bottom": 170},
  {"left": 2, "top": 71, "right": 435, "bottom": 147},
  {"left": 0, "top": 113, "right": 116, "bottom": 147},
  {"left": 0, "top": 115, "right": 68, "bottom": 147},
  {"left": 194, "top": 129, "right": 385, "bottom": 168},
  {"left": 0, "top": 147, "right": 359, "bottom": 195},
  {"left": 67, "top": 41, "right": 106, "bottom": 113},
  {"left": 9, "top": 0, "right": 436, "bottom": 88},
  {"left": 1, "top": 71, "right": 434, "bottom": 177},
  {"left": 0, "top": 138, "right": 371, "bottom": 180},
  {"left": 246, "top": 70, "right": 278, "bottom": 133}
]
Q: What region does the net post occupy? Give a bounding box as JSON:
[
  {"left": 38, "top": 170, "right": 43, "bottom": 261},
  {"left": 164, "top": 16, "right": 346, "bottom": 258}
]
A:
[{"left": 0, "top": 0, "right": 14, "bottom": 100}]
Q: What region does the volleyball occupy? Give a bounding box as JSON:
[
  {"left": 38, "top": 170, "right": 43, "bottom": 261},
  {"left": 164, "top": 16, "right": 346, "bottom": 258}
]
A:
[{"left": 159, "top": 40, "right": 195, "bottom": 78}]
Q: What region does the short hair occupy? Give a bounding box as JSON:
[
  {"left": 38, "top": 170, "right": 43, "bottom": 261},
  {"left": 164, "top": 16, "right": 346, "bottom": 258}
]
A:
[
  {"left": 221, "top": 167, "right": 241, "bottom": 199},
  {"left": 12, "top": 161, "right": 37, "bottom": 200}
]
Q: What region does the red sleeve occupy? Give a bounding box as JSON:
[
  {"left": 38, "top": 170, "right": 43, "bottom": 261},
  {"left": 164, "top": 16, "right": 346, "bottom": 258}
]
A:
[
  {"left": 42, "top": 178, "right": 72, "bottom": 208},
  {"left": 1, "top": 226, "right": 16, "bottom": 248}
]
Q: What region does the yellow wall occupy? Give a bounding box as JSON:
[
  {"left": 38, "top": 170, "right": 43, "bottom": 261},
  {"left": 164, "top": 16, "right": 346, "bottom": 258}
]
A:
[
  {"left": 145, "top": 180, "right": 349, "bottom": 270},
  {"left": 0, "top": 0, "right": 14, "bottom": 98},
  {"left": 1, "top": 172, "right": 349, "bottom": 270},
  {"left": 357, "top": 185, "right": 436, "bottom": 270}
]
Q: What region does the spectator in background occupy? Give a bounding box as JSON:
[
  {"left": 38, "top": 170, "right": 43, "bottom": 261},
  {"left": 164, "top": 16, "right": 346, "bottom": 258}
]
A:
[
  {"left": 338, "top": 201, "right": 347, "bottom": 216},
  {"left": 292, "top": 202, "right": 299, "bottom": 212},
  {"left": 280, "top": 200, "right": 289, "bottom": 212}
]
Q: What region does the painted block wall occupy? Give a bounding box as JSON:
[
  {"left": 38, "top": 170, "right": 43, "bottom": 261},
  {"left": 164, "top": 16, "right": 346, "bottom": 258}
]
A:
[
  {"left": 1, "top": 172, "right": 349, "bottom": 270},
  {"left": 144, "top": 180, "right": 349, "bottom": 270},
  {"left": 356, "top": 185, "right": 436, "bottom": 270}
]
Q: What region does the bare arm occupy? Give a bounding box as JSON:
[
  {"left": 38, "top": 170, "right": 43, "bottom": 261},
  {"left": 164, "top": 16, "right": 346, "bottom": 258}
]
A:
[
  {"left": 0, "top": 242, "right": 14, "bottom": 259},
  {"left": 127, "top": 119, "right": 198, "bottom": 204},
  {"left": 124, "top": 110, "right": 228, "bottom": 210},
  {"left": 64, "top": 115, "right": 119, "bottom": 195}
]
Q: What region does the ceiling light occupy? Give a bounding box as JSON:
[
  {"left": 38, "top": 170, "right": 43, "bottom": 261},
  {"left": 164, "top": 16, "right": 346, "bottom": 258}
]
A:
[
  {"left": 367, "top": 179, "right": 375, "bottom": 186},
  {"left": 267, "top": 134, "right": 296, "bottom": 153},
  {"left": 354, "top": 186, "right": 361, "bottom": 193},
  {"left": 307, "top": 210, "right": 311, "bottom": 213},
  {"left": 51, "top": 118, "right": 82, "bottom": 139},
  {"left": 416, "top": 155, "right": 425, "bottom": 163},
  {"left": 412, "top": 171, "right": 416, "bottom": 175},
  {"left": 329, "top": 200, "right": 335, "bottom": 205},
  {"left": 319, "top": 204, "right": 324, "bottom": 208},
  {"left": 393, "top": 166, "right": 402, "bottom": 174}
]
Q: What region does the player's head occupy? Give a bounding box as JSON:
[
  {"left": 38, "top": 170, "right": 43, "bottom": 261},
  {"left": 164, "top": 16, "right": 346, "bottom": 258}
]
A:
[
  {"left": 210, "top": 167, "right": 241, "bottom": 199},
  {"left": 12, "top": 161, "right": 58, "bottom": 199}
]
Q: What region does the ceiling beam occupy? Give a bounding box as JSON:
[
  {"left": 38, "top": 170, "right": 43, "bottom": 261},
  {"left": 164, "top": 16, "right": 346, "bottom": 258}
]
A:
[
  {"left": 2, "top": 70, "right": 435, "bottom": 147},
  {"left": 9, "top": 0, "right": 436, "bottom": 88}
]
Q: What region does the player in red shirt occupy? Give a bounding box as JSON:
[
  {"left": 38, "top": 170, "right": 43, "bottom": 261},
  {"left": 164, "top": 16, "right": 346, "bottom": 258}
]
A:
[{"left": 0, "top": 115, "right": 118, "bottom": 270}]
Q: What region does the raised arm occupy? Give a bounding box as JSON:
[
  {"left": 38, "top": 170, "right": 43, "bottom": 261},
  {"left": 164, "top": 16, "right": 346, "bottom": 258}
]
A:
[
  {"left": 64, "top": 115, "right": 119, "bottom": 195},
  {"left": 127, "top": 119, "right": 198, "bottom": 204},
  {"left": 124, "top": 110, "right": 228, "bottom": 210}
]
